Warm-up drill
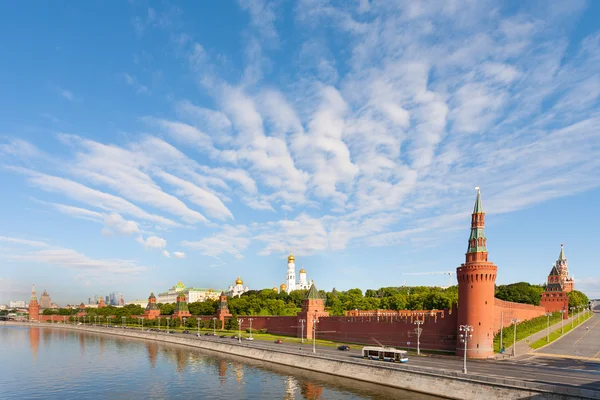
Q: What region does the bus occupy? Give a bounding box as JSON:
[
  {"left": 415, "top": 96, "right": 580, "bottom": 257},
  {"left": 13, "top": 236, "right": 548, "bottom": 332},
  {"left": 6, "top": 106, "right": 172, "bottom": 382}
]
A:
[{"left": 362, "top": 346, "right": 408, "bottom": 363}]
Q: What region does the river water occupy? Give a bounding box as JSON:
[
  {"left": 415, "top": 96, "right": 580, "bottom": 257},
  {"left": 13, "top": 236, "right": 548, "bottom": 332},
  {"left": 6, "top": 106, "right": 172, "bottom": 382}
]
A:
[{"left": 0, "top": 325, "right": 442, "bottom": 400}]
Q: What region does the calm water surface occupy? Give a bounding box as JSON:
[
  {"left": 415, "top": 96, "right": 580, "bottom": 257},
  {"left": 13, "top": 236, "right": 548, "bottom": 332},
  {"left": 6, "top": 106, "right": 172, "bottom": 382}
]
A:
[{"left": 0, "top": 325, "right": 441, "bottom": 400}]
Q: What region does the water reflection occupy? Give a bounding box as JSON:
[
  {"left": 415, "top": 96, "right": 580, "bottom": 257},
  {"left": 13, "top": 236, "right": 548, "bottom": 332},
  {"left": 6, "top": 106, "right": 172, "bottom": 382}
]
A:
[{"left": 0, "top": 326, "right": 441, "bottom": 400}]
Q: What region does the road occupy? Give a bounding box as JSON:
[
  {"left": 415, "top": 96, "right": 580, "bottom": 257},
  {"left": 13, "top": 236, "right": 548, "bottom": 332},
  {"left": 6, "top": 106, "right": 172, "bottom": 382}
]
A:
[
  {"left": 149, "top": 328, "right": 600, "bottom": 392},
  {"left": 533, "top": 312, "right": 600, "bottom": 359}
]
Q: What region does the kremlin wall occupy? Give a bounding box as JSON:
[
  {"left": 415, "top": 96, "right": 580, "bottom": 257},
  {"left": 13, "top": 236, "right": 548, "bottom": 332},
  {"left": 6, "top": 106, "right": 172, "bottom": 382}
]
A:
[{"left": 27, "top": 189, "right": 576, "bottom": 358}]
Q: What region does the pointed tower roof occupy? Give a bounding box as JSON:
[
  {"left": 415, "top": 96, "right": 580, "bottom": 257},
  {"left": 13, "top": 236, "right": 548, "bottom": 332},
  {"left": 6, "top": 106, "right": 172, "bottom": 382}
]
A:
[
  {"left": 473, "top": 187, "right": 484, "bottom": 213},
  {"left": 558, "top": 243, "right": 566, "bottom": 261},
  {"left": 30, "top": 285, "right": 37, "bottom": 300},
  {"left": 306, "top": 282, "right": 320, "bottom": 300}
]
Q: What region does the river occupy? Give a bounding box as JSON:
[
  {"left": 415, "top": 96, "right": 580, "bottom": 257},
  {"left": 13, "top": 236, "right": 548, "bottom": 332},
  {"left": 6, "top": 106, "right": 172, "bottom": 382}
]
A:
[{"left": 0, "top": 325, "right": 442, "bottom": 399}]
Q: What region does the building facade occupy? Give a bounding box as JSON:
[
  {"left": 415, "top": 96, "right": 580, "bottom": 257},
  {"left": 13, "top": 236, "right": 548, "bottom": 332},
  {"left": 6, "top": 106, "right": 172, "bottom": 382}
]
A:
[
  {"left": 228, "top": 277, "right": 249, "bottom": 298},
  {"left": 157, "top": 282, "right": 221, "bottom": 304},
  {"left": 9, "top": 300, "right": 26, "bottom": 308},
  {"left": 39, "top": 289, "right": 52, "bottom": 309}
]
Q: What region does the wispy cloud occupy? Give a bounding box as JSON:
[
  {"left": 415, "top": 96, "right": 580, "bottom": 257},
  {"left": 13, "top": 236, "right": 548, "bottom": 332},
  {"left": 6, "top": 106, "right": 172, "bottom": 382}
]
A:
[
  {"left": 182, "top": 225, "right": 250, "bottom": 259},
  {"left": 122, "top": 73, "right": 150, "bottom": 94}
]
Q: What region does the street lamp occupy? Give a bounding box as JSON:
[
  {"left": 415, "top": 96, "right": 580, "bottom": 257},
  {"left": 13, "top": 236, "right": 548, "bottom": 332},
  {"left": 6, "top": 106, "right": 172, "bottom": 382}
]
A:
[
  {"left": 183, "top": 317, "right": 187, "bottom": 329},
  {"left": 197, "top": 318, "right": 201, "bottom": 337},
  {"left": 63, "top": 316, "right": 67, "bottom": 324},
  {"left": 561, "top": 308, "right": 565, "bottom": 334},
  {"left": 212, "top": 317, "right": 217, "bottom": 336},
  {"left": 459, "top": 325, "right": 473, "bottom": 373},
  {"left": 299, "top": 319, "right": 306, "bottom": 343},
  {"left": 52, "top": 315, "right": 55, "bottom": 324},
  {"left": 511, "top": 318, "right": 520, "bottom": 357},
  {"left": 94, "top": 316, "right": 97, "bottom": 325},
  {"left": 248, "top": 318, "right": 254, "bottom": 340},
  {"left": 544, "top": 312, "right": 552, "bottom": 342},
  {"left": 570, "top": 307, "right": 576, "bottom": 328},
  {"left": 141, "top": 317, "right": 144, "bottom": 330},
  {"left": 122, "top": 316, "right": 126, "bottom": 328},
  {"left": 237, "top": 318, "right": 244, "bottom": 343},
  {"left": 414, "top": 320, "right": 423, "bottom": 355},
  {"left": 158, "top": 316, "right": 161, "bottom": 331},
  {"left": 107, "top": 316, "right": 111, "bottom": 327},
  {"left": 166, "top": 317, "right": 170, "bottom": 331}
]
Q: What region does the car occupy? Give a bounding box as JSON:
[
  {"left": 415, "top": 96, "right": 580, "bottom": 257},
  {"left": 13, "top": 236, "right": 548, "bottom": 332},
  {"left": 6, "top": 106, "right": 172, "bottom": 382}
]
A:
[
  {"left": 231, "top": 335, "right": 239, "bottom": 339},
  {"left": 182, "top": 330, "right": 190, "bottom": 334},
  {"left": 220, "top": 334, "right": 228, "bottom": 338},
  {"left": 274, "top": 339, "right": 283, "bottom": 344},
  {"left": 205, "top": 332, "right": 212, "bottom": 336},
  {"left": 338, "top": 345, "right": 351, "bottom": 351},
  {"left": 245, "top": 337, "right": 254, "bottom": 341}
]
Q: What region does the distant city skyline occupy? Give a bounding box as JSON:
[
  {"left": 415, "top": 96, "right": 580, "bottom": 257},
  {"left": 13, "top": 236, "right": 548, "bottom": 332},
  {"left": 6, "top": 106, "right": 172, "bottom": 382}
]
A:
[{"left": 0, "top": 2, "right": 599, "bottom": 304}]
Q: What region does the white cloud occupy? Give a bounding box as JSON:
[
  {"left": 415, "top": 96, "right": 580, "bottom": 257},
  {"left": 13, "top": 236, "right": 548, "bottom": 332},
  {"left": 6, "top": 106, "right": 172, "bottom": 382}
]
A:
[
  {"left": 123, "top": 73, "right": 150, "bottom": 94},
  {"left": 102, "top": 213, "right": 140, "bottom": 235},
  {"left": 137, "top": 235, "right": 167, "bottom": 249},
  {"left": 173, "top": 251, "right": 186, "bottom": 259},
  {"left": 51, "top": 204, "right": 104, "bottom": 222},
  {"left": 162, "top": 250, "right": 171, "bottom": 258},
  {"left": 0, "top": 236, "right": 50, "bottom": 248},
  {"left": 182, "top": 225, "right": 250, "bottom": 259}
]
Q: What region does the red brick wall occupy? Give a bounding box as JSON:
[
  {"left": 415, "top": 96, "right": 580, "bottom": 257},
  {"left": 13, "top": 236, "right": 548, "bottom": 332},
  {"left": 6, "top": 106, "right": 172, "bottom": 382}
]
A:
[
  {"left": 316, "top": 310, "right": 458, "bottom": 351},
  {"left": 233, "top": 316, "right": 298, "bottom": 336},
  {"left": 493, "top": 298, "right": 546, "bottom": 332},
  {"left": 539, "top": 291, "right": 569, "bottom": 318}
]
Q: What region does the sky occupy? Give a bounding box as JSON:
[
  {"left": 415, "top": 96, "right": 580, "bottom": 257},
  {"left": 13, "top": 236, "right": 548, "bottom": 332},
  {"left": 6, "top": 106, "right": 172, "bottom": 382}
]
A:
[{"left": 0, "top": 1, "right": 599, "bottom": 305}]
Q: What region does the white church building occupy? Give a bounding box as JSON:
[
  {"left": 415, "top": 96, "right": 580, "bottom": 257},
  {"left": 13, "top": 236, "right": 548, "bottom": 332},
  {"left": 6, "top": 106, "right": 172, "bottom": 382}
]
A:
[
  {"left": 282, "top": 253, "right": 311, "bottom": 294},
  {"left": 228, "top": 276, "right": 249, "bottom": 298}
]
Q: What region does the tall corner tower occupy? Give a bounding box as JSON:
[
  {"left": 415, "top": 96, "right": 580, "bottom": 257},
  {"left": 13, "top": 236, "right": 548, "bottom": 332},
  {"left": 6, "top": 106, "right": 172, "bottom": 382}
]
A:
[
  {"left": 286, "top": 253, "right": 296, "bottom": 294},
  {"left": 28, "top": 285, "right": 39, "bottom": 322},
  {"left": 456, "top": 188, "right": 497, "bottom": 358}
]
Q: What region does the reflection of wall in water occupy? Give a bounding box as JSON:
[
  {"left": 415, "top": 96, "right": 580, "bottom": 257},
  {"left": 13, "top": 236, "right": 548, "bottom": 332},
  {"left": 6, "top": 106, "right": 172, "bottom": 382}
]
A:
[
  {"left": 301, "top": 381, "right": 323, "bottom": 400},
  {"left": 146, "top": 342, "right": 158, "bottom": 368},
  {"left": 218, "top": 359, "right": 227, "bottom": 384}
]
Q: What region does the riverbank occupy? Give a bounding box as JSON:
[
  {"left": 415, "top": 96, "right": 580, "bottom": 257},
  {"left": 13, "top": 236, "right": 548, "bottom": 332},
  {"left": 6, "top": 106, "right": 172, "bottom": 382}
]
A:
[{"left": 6, "top": 322, "right": 599, "bottom": 400}]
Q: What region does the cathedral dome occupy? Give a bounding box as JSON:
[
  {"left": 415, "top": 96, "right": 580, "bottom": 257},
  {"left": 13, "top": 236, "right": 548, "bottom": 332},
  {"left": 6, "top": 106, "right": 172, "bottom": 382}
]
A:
[
  {"left": 235, "top": 276, "right": 243, "bottom": 285},
  {"left": 288, "top": 253, "right": 295, "bottom": 262},
  {"left": 272, "top": 287, "right": 278, "bottom": 292},
  {"left": 280, "top": 283, "right": 287, "bottom": 291},
  {"left": 299, "top": 268, "right": 306, "bottom": 274}
]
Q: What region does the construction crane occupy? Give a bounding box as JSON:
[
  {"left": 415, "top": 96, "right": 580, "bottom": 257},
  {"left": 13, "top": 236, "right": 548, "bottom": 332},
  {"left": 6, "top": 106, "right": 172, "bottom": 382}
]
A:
[{"left": 402, "top": 271, "right": 456, "bottom": 287}]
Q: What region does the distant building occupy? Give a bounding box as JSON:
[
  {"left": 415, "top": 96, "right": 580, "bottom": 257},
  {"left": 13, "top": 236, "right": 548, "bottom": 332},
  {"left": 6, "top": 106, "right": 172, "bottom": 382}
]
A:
[
  {"left": 0, "top": 304, "right": 7, "bottom": 310},
  {"left": 283, "top": 253, "right": 311, "bottom": 294},
  {"left": 39, "top": 290, "right": 51, "bottom": 309},
  {"left": 157, "top": 282, "right": 221, "bottom": 304},
  {"left": 540, "top": 244, "right": 574, "bottom": 318},
  {"left": 108, "top": 292, "right": 122, "bottom": 306},
  {"left": 9, "top": 300, "right": 26, "bottom": 308},
  {"left": 227, "top": 277, "right": 249, "bottom": 298},
  {"left": 126, "top": 299, "right": 148, "bottom": 309}
]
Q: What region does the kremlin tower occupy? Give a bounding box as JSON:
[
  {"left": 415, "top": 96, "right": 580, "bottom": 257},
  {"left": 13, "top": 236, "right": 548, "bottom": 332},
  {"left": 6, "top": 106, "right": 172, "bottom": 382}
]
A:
[
  {"left": 143, "top": 292, "right": 160, "bottom": 320},
  {"left": 215, "top": 291, "right": 232, "bottom": 329},
  {"left": 456, "top": 188, "right": 497, "bottom": 358},
  {"left": 28, "top": 285, "right": 39, "bottom": 322},
  {"left": 172, "top": 293, "right": 191, "bottom": 319},
  {"left": 540, "top": 244, "right": 573, "bottom": 318},
  {"left": 296, "top": 282, "right": 329, "bottom": 339}
]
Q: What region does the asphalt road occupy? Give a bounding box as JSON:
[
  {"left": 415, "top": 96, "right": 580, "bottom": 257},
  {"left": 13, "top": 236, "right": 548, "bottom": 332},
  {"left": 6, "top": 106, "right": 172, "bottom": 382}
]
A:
[
  {"left": 533, "top": 313, "right": 600, "bottom": 359},
  {"left": 150, "top": 329, "right": 600, "bottom": 392}
]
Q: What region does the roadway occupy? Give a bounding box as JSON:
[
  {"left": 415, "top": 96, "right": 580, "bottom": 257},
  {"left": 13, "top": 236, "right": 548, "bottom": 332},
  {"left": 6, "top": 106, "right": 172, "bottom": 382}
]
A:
[
  {"left": 532, "top": 312, "right": 600, "bottom": 360},
  {"left": 150, "top": 328, "right": 600, "bottom": 392}
]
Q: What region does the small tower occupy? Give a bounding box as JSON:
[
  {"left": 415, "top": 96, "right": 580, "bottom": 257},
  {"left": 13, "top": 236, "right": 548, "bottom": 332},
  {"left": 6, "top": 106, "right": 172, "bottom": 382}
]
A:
[
  {"left": 456, "top": 188, "right": 497, "bottom": 358},
  {"left": 286, "top": 253, "right": 296, "bottom": 294},
  {"left": 215, "top": 291, "right": 232, "bottom": 329},
  {"left": 298, "top": 267, "right": 308, "bottom": 290},
  {"left": 97, "top": 296, "right": 105, "bottom": 308},
  {"left": 540, "top": 244, "right": 572, "bottom": 318},
  {"left": 172, "top": 293, "right": 191, "bottom": 318},
  {"left": 28, "top": 285, "right": 39, "bottom": 322},
  {"left": 143, "top": 292, "right": 160, "bottom": 320},
  {"left": 296, "top": 281, "right": 329, "bottom": 339},
  {"left": 280, "top": 283, "right": 287, "bottom": 293}
]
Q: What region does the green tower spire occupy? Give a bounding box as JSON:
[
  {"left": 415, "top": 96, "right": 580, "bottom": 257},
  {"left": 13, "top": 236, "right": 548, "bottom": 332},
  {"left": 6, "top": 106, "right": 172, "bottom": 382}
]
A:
[
  {"left": 306, "top": 282, "right": 320, "bottom": 300},
  {"left": 467, "top": 187, "right": 487, "bottom": 254}
]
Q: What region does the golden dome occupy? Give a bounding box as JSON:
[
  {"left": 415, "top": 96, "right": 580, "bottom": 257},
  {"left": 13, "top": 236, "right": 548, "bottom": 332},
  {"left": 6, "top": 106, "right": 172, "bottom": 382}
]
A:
[
  {"left": 272, "top": 287, "right": 278, "bottom": 292},
  {"left": 299, "top": 268, "right": 306, "bottom": 274},
  {"left": 288, "top": 253, "right": 295, "bottom": 262},
  {"left": 235, "top": 276, "right": 243, "bottom": 285},
  {"left": 280, "top": 283, "right": 287, "bottom": 291}
]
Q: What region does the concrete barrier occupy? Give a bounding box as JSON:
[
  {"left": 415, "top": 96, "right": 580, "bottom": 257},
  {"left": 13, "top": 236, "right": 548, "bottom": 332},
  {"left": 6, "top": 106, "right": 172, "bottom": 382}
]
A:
[{"left": 9, "top": 322, "right": 600, "bottom": 400}]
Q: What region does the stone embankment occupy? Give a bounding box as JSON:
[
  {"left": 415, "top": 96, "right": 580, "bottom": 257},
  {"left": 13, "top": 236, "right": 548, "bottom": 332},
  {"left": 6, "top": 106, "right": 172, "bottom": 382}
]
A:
[{"left": 9, "top": 322, "right": 600, "bottom": 400}]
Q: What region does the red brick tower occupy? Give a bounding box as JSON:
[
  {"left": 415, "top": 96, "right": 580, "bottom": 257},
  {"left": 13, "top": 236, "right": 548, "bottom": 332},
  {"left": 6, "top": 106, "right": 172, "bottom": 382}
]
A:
[
  {"left": 297, "top": 282, "right": 329, "bottom": 339},
  {"left": 173, "top": 293, "right": 191, "bottom": 318},
  {"left": 28, "top": 285, "right": 39, "bottom": 322},
  {"left": 143, "top": 292, "right": 161, "bottom": 320},
  {"left": 456, "top": 188, "right": 497, "bottom": 358},
  {"left": 97, "top": 296, "right": 105, "bottom": 308},
  {"left": 215, "top": 291, "right": 231, "bottom": 329},
  {"left": 540, "top": 244, "right": 572, "bottom": 318},
  {"left": 77, "top": 302, "right": 87, "bottom": 317}
]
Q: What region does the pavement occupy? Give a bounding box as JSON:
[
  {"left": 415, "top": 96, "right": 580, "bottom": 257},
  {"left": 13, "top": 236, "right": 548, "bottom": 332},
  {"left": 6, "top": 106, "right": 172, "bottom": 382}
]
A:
[
  {"left": 499, "top": 310, "right": 592, "bottom": 359},
  {"left": 534, "top": 312, "right": 600, "bottom": 359}
]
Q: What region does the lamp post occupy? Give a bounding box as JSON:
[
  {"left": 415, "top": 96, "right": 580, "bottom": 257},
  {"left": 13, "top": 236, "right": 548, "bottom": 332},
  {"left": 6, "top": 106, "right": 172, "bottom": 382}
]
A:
[
  {"left": 248, "top": 318, "right": 254, "bottom": 340},
  {"left": 122, "top": 316, "right": 126, "bottom": 328},
  {"left": 183, "top": 317, "right": 187, "bottom": 330},
  {"left": 141, "top": 317, "right": 144, "bottom": 330},
  {"left": 459, "top": 325, "right": 473, "bottom": 373},
  {"left": 107, "top": 316, "right": 111, "bottom": 328},
  {"left": 51, "top": 315, "right": 55, "bottom": 324},
  {"left": 570, "top": 307, "right": 575, "bottom": 328},
  {"left": 414, "top": 320, "right": 423, "bottom": 355},
  {"left": 561, "top": 309, "right": 565, "bottom": 334},
  {"left": 197, "top": 318, "right": 200, "bottom": 337},
  {"left": 212, "top": 317, "right": 217, "bottom": 336},
  {"left": 511, "top": 318, "right": 520, "bottom": 357},
  {"left": 158, "top": 317, "right": 161, "bottom": 331},
  {"left": 544, "top": 312, "right": 552, "bottom": 342},
  {"left": 500, "top": 311, "right": 504, "bottom": 351},
  {"left": 63, "top": 316, "right": 66, "bottom": 324},
  {"left": 237, "top": 318, "right": 244, "bottom": 343},
  {"left": 167, "top": 317, "right": 170, "bottom": 332},
  {"left": 299, "top": 319, "right": 306, "bottom": 343},
  {"left": 94, "top": 316, "right": 97, "bottom": 325}
]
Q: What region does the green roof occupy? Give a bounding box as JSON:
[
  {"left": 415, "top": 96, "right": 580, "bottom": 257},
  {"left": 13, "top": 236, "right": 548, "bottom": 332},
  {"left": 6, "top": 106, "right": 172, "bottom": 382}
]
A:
[
  {"left": 306, "top": 282, "right": 320, "bottom": 300},
  {"left": 473, "top": 187, "right": 484, "bottom": 213}
]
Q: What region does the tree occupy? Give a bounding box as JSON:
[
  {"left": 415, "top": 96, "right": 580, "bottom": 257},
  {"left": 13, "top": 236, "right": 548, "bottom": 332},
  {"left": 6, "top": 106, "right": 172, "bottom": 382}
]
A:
[
  {"left": 495, "top": 282, "right": 544, "bottom": 306},
  {"left": 568, "top": 290, "right": 589, "bottom": 308}
]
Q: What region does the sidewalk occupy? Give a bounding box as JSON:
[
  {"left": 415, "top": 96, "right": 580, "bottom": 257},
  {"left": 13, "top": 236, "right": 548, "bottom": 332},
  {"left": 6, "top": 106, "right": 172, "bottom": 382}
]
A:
[{"left": 495, "top": 311, "right": 587, "bottom": 360}]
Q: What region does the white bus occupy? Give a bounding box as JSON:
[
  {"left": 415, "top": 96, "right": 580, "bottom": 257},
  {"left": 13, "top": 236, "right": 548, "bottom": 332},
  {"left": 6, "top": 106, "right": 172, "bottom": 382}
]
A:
[{"left": 362, "top": 346, "right": 408, "bottom": 363}]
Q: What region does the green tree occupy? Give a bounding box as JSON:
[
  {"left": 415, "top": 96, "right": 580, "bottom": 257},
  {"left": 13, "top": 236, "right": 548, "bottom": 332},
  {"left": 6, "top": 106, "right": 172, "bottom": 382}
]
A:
[
  {"left": 495, "top": 282, "right": 544, "bottom": 306},
  {"left": 568, "top": 290, "right": 589, "bottom": 308}
]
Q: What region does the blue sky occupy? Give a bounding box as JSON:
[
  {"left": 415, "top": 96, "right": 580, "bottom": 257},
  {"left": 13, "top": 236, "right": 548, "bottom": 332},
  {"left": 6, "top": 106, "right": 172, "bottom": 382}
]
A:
[{"left": 1, "top": 1, "right": 599, "bottom": 305}]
